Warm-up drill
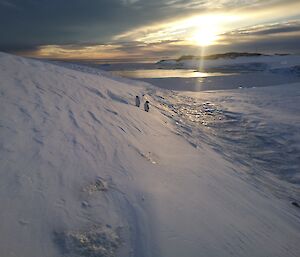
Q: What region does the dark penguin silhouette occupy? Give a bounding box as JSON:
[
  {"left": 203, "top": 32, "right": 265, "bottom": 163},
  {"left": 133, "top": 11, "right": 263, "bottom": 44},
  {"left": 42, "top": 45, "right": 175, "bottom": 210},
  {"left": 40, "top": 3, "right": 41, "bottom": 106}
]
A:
[
  {"left": 144, "top": 101, "right": 150, "bottom": 112},
  {"left": 135, "top": 96, "right": 140, "bottom": 107}
]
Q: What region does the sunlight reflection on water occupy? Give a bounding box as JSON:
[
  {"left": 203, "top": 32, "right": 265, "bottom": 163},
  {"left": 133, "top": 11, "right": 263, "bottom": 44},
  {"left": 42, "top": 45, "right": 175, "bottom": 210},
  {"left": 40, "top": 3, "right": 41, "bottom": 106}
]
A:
[{"left": 112, "top": 69, "right": 233, "bottom": 79}]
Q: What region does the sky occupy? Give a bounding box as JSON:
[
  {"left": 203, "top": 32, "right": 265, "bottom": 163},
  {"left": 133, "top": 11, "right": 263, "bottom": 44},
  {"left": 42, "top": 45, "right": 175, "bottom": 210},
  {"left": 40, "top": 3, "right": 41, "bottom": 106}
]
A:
[{"left": 0, "top": 0, "right": 300, "bottom": 61}]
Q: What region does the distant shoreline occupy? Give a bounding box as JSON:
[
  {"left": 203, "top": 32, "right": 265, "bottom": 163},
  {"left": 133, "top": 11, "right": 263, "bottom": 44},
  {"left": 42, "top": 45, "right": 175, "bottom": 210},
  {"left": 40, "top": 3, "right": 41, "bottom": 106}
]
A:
[{"left": 157, "top": 52, "right": 291, "bottom": 64}]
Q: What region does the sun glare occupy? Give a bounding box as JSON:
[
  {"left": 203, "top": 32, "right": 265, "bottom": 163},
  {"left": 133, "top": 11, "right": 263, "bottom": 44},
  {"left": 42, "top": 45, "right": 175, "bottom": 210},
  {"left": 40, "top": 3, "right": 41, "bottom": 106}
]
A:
[
  {"left": 116, "top": 13, "right": 240, "bottom": 48},
  {"left": 189, "top": 16, "right": 223, "bottom": 46},
  {"left": 192, "top": 27, "right": 219, "bottom": 46}
]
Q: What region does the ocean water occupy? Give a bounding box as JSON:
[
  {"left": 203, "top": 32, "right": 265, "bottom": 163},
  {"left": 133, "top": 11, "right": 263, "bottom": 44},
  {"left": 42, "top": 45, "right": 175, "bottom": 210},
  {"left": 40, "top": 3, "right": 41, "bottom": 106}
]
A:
[{"left": 69, "top": 60, "right": 300, "bottom": 91}]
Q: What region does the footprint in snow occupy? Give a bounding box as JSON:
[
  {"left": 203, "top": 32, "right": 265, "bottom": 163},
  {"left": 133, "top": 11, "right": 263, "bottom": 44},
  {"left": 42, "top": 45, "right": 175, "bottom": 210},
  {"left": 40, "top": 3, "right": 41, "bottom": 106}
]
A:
[
  {"left": 128, "top": 144, "right": 159, "bottom": 164},
  {"left": 83, "top": 177, "right": 109, "bottom": 194},
  {"left": 18, "top": 219, "right": 29, "bottom": 226},
  {"left": 140, "top": 151, "right": 158, "bottom": 164},
  {"left": 53, "top": 225, "right": 120, "bottom": 257}
]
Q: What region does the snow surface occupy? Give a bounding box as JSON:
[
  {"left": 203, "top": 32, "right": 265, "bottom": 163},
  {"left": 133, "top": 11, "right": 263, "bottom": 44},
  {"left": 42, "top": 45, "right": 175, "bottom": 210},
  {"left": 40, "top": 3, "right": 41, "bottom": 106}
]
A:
[{"left": 0, "top": 52, "right": 300, "bottom": 257}]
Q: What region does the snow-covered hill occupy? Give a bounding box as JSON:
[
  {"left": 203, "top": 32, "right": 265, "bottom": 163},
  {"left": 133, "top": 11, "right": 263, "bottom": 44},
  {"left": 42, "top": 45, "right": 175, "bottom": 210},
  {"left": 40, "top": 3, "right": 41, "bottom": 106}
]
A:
[{"left": 0, "top": 52, "right": 299, "bottom": 257}]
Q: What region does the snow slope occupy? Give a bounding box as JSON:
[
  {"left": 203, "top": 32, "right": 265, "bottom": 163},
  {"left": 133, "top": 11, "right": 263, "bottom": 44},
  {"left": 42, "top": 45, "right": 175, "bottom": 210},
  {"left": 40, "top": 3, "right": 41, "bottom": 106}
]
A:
[
  {"left": 151, "top": 83, "right": 300, "bottom": 199},
  {"left": 0, "top": 52, "right": 300, "bottom": 257}
]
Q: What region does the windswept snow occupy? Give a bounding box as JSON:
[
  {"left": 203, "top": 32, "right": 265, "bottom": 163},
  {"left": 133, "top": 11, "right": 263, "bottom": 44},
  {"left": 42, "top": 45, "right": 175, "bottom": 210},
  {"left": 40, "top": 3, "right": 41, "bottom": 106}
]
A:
[
  {"left": 0, "top": 52, "right": 300, "bottom": 257},
  {"left": 150, "top": 83, "right": 300, "bottom": 199}
]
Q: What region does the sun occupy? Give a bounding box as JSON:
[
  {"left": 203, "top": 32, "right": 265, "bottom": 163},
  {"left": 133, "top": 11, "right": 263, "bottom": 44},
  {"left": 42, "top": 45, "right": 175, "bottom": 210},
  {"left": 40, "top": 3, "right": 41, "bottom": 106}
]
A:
[
  {"left": 192, "top": 26, "right": 219, "bottom": 46},
  {"left": 187, "top": 15, "right": 227, "bottom": 46}
]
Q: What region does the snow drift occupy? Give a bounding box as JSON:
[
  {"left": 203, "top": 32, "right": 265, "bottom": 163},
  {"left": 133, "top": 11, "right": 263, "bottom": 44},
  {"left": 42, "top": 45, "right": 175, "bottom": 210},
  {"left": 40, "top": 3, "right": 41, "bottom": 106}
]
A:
[{"left": 0, "top": 52, "right": 300, "bottom": 257}]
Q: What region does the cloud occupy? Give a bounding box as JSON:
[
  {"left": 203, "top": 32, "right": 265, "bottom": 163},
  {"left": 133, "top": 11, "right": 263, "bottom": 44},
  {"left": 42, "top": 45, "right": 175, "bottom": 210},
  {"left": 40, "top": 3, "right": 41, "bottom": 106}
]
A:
[
  {"left": 1, "top": 0, "right": 297, "bottom": 48},
  {"left": 1, "top": 0, "right": 300, "bottom": 58},
  {"left": 221, "top": 20, "right": 300, "bottom": 42},
  {"left": 0, "top": 0, "right": 17, "bottom": 8},
  {"left": 121, "top": 0, "right": 140, "bottom": 5},
  {"left": 21, "top": 40, "right": 184, "bottom": 60}
]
